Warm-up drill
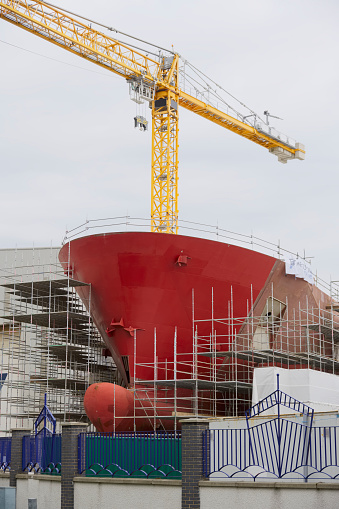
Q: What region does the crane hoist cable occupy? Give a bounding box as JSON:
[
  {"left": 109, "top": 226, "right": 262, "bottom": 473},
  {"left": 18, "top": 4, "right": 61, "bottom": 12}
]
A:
[
  {"left": 42, "top": 0, "right": 175, "bottom": 56},
  {"left": 42, "top": 1, "right": 268, "bottom": 128}
]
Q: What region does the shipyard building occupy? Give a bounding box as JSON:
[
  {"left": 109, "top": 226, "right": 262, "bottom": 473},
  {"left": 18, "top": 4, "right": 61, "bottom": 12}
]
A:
[{"left": 0, "top": 247, "right": 116, "bottom": 434}]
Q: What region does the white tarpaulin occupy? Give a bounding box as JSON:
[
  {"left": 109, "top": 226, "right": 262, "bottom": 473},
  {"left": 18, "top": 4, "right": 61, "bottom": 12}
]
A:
[
  {"left": 285, "top": 256, "right": 314, "bottom": 284},
  {"left": 252, "top": 367, "right": 339, "bottom": 414}
]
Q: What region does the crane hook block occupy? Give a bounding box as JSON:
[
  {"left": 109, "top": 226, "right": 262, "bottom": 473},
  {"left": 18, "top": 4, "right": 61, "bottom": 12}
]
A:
[{"left": 134, "top": 116, "right": 148, "bottom": 131}]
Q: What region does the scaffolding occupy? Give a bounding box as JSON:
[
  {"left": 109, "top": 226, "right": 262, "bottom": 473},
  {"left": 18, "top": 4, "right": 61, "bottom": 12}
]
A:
[
  {"left": 57, "top": 217, "right": 339, "bottom": 431},
  {"left": 0, "top": 252, "right": 118, "bottom": 434},
  {"left": 3, "top": 236, "right": 337, "bottom": 434},
  {"left": 131, "top": 284, "right": 339, "bottom": 431}
]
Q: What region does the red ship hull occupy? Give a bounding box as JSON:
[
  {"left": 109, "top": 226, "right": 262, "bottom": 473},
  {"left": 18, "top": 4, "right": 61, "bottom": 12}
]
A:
[
  {"left": 59, "top": 232, "right": 332, "bottom": 431},
  {"left": 59, "top": 232, "right": 276, "bottom": 379}
]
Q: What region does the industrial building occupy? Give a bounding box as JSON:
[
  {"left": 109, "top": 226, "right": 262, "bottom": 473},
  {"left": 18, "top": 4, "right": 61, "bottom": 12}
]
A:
[{"left": 0, "top": 247, "right": 117, "bottom": 434}]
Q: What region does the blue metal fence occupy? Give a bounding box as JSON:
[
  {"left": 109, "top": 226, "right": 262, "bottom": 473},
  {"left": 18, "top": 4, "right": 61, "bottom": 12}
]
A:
[
  {"left": 248, "top": 419, "right": 312, "bottom": 477},
  {"left": 78, "top": 431, "right": 182, "bottom": 478},
  {"left": 309, "top": 426, "right": 339, "bottom": 475},
  {"left": 22, "top": 433, "right": 62, "bottom": 474},
  {"left": 204, "top": 423, "right": 339, "bottom": 480},
  {"left": 0, "top": 437, "right": 11, "bottom": 471}
]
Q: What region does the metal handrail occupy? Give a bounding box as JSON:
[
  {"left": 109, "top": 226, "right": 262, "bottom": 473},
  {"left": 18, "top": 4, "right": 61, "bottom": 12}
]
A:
[{"left": 61, "top": 216, "right": 338, "bottom": 297}]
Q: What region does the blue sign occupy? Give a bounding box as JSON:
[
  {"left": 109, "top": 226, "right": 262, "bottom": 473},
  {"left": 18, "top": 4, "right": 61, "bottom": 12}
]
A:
[{"left": 0, "top": 373, "right": 7, "bottom": 391}]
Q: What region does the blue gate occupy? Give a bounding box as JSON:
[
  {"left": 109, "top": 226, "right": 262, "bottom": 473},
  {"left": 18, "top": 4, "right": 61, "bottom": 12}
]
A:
[{"left": 204, "top": 375, "right": 339, "bottom": 480}]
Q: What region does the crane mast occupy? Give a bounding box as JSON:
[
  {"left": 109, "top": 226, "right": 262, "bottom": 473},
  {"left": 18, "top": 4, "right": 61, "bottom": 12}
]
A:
[
  {"left": 0, "top": 0, "right": 305, "bottom": 235},
  {"left": 151, "top": 55, "right": 179, "bottom": 233}
]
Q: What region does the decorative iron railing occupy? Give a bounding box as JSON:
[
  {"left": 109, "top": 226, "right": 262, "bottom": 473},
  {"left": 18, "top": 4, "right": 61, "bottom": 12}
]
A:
[
  {"left": 22, "top": 433, "right": 62, "bottom": 474},
  {"left": 204, "top": 424, "right": 339, "bottom": 481},
  {"left": 78, "top": 431, "right": 182, "bottom": 478},
  {"left": 0, "top": 437, "right": 11, "bottom": 471}
]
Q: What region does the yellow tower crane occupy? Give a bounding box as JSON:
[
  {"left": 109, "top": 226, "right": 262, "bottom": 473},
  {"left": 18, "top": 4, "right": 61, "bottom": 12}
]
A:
[{"left": 0, "top": 0, "right": 305, "bottom": 234}]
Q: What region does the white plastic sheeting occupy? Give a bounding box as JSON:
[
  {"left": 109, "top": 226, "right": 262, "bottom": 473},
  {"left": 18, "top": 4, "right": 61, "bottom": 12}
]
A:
[
  {"left": 284, "top": 256, "right": 314, "bottom": 284},
  {"left": 252, "top": 367, "right": 339, "bottom": 414}
]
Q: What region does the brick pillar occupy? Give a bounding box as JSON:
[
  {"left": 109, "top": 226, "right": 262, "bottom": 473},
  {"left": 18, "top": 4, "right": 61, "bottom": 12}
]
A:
[
  {"left": 61, "top": 422, "right": 87, "bottom": 509},
  {"left": 10, "top": 427, "right": 31, "bottom": 487},
  {"left": 181, "top": 419, "right": 209, "bottom": 509}
]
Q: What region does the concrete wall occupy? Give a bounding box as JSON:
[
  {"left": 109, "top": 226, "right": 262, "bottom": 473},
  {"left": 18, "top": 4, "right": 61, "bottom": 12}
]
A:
[
  {"left": 200, "top": 481, "right": 339, "bottom": 509},
  {"left": 16, "top": 474, "right": 60, "bottom": 509},
  {"left": 73, "top": 478, "right": 182, "bottom": 509},
  {"left": 12, "top": 475, "right": 339, "bottom": 509},
  {"left": 0, "top": 472, "right": 10, "bottom": 487}
]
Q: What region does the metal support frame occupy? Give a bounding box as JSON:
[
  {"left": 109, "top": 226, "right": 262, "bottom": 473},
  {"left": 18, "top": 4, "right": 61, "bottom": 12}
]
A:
[
  {"left": 0, "top": 249, "right": 117, "bottom": 434},
  {"left": 151, "top": 56, "right": 179, "bottom": 233}
]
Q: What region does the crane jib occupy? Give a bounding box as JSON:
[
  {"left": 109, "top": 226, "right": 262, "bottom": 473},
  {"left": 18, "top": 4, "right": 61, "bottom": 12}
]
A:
[{"left": 0, "top": 0, "right": 305, "bottom": 234}]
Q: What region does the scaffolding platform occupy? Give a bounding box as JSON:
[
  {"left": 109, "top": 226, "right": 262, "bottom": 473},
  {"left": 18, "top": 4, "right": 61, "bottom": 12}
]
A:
[
  {"left": 2, "top": 278, "right": 89, "bottom": 292},
  {"left": 0, "top": 259, "right": 117, "bottom": 433},
  {"left": 130, "top": 283, "right": 339, "bottom": 430},
  {"left": 308, "top": 322, "right": 339, "bottom": 342},
  {"left": 200, "top": 348, "right": 339, "bottom": 371},
  {"left": 1, "top": 311, "right": 89, "bottom": 329},
  {"left": 141, "top": 378, "right": 252, "bottom": 393},
  {"left": 30, "top": 376, "right": 88, "bottom": 391}
]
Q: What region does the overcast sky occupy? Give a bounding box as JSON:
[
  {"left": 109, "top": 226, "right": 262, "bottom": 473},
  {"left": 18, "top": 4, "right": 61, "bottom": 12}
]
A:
[{"left": 0, "top": 0, "right": 338, "bottom": 283}]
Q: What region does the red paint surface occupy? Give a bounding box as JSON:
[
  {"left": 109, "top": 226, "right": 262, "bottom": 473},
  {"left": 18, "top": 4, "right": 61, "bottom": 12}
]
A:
[
  {"left": 59, "top": 232, "right": 277, "bottom": 430},
  {"left": 84, "top": 383, "right": 177, "bottom": 432},
  {"left": 59, "top": 232, "right": 276, "bottom": 380}
]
